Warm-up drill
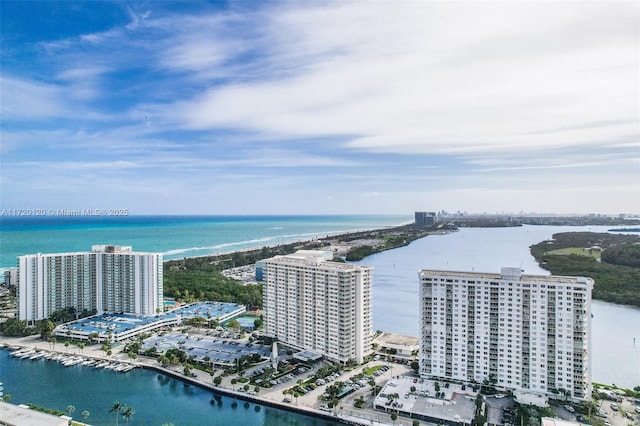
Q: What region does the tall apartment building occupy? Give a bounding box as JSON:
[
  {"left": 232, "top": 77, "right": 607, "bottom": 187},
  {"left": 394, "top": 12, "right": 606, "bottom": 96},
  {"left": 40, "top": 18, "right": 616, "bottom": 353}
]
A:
[
  {"left": 419, "top": 267, "right": 593, "bottom": 402},
  {"left": 263, "top": 250, "right": 373, "bottom": 364},
  {"left": 415, "top": 211, "right": 437, "bottom": 227},
  {"left": 18, "top": 245, "right": 163, "bottom": 322}
]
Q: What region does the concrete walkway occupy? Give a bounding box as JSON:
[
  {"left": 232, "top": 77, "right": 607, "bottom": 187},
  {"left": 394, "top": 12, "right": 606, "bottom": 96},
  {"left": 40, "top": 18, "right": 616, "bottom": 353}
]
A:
[{"left": 1, "top": 335, "right": 425, "bottom": 425}]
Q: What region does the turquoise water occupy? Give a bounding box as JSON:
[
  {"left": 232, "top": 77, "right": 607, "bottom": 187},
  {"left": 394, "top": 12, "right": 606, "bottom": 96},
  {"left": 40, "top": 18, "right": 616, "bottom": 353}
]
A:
[
  {"left": 0, "top": 349, "right": 338, "bottom": 426},
  {"left": 0, "top": 215, "right": 409, "bottom": 269}
]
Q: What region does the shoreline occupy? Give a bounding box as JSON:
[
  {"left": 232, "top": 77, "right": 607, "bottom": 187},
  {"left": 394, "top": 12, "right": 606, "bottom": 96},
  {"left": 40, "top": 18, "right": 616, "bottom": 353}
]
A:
[
  {"left": 160, "top": 222, "right": 414, "bottom": 264},
  {"left": 0, "top": 337, "right": 406, "bottom": 426}
]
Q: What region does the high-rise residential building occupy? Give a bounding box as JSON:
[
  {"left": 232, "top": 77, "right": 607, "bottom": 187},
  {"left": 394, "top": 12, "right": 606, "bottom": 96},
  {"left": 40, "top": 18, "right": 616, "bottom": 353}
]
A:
[
  {"left": 262, "top": 250, "right": 373, "bottom": 364},
  {"left": 18, "top": 245, "right": 163, "bottom": 322},
  {"left": 419, "top": 267, "right": 593, "bottom": 402},
  {"left": 415, "top": 211, "right": 437, "bottom": 227}
]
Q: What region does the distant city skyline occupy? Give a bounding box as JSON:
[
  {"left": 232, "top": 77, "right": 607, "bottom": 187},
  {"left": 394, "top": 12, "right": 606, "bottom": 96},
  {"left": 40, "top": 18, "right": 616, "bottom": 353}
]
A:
[{"left": 1, "top": 1, "right": 638, "bottom": 215}]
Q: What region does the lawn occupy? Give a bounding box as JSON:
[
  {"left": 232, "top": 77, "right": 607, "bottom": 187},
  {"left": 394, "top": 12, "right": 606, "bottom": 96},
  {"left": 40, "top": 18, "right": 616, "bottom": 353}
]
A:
[
  {"left": 545, "top": 247, "right": 601, "bottom": 260},
  {"left": 363, "top": 365, "right": 385, "bottom": 376}
]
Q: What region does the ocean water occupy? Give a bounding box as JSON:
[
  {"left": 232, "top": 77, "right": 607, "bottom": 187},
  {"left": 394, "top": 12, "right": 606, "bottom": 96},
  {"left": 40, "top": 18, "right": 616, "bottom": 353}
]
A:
[
  {"left": 0, "top": 215, "right": 410, "bottom": 269},
  {"left": 1, "top": 217, "right": 638, "bottom": 421}
]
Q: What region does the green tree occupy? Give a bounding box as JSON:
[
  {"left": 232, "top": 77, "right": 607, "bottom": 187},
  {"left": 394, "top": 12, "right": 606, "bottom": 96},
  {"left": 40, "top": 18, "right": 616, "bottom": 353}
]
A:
[
  {"left": 109, "top": 401, "right": 123, "bottom": 426},
  {"left": 390, "top": 412, "right": 398, "bottom": 424},
  {"left": 64, "top": 341, "right": 70, "bottom": 353},
  {"left": 122, "top": 406, "right": 135, "bottom": 424},
  {"left": 227, "top": 319, "right": 240, "bottom": 331},
  {"left": 82, "top": 410, "right": 90, "bottom": 421},
  {"left": 39, "top": 320, "right": 55, "bottom": 339},
  {"left": 254, "top": 385, "right": 260, "bottom": 394},
  {"left": 158, "top": 355, "right": 169, "bottom": 367},
  {"left": 214, "top": 375, "right": 222, "bottom": 386},
  {"left": 413, "top": 420, "right": 420, "bottom": 426},
  {"left": 66, "top": 405, "right": 75, "bottom": 416},
  {"left": 253, "top": 317, "right": 263, "bottom": 329}
]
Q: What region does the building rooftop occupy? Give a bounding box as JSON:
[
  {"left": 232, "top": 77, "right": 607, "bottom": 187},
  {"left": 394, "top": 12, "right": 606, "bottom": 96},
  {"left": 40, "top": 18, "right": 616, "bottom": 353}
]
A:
[
  {"left": 0, "top": 402, "right": 69, "bottom": 426},
  {"left": 418, "top": 268, "right": 593, "bottom": 285},
  {"left": 21, "top": 245, "right": 160, "bottom": 258},
  {"left": 541, "top": 417, "right": 582, "bottom": 426},
  {"left": 56, "top": 301, "right": 245, "bottom": 336},
  {"left": 267, "top": 250, "right": 369, "bottom": 271}
]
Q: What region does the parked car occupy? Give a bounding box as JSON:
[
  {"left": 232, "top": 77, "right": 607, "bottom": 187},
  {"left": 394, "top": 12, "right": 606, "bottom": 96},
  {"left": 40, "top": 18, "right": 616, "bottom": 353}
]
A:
[
  {"left": 610, "top": 403, "right": 619, "bottom": 411},
  {"left": 564, "top": 405, "right": 575, "bottom": 413}
]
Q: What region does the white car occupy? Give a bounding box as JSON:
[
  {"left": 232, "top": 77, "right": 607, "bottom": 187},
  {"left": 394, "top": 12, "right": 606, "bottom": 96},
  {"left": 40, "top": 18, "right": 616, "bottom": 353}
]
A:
[{"left": 564, "top": 405, "right": 575, "bottom": 413}]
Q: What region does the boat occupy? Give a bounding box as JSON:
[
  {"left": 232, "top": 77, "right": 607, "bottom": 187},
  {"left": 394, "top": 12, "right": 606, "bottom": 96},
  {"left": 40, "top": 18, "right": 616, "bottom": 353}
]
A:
[{"left": 18, "top": 350, "right": 36, "bottom": 359}]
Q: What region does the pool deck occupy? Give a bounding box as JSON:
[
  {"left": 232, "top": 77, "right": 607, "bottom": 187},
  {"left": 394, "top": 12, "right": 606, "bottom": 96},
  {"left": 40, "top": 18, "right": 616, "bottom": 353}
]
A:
[{"left": 53, "top": 301, "right": 246, "bottom": 342}]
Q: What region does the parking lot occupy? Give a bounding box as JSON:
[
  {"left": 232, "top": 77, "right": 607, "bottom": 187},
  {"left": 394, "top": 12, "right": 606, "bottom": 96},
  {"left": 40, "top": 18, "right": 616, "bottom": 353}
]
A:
[
  {"left": 595, "top": 397, "right": 640, "bottom": 426},
  {"left": 142, "top": 333, "right": 271, "bottom": 367}
]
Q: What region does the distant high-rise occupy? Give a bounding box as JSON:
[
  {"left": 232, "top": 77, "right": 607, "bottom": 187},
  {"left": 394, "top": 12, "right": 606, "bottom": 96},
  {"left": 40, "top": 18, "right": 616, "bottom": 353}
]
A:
[
  {"left": 415, "top": 211, "right": 437, "bottom": 226},
  {"left": 262, "top": 250, "right": 373, "bottom": 364},
  {"left": 18, "top": 245, "right": 163, "bottom": 322},
  {"left": 419, "top": 267, "right": 593, "bottom": 402}
]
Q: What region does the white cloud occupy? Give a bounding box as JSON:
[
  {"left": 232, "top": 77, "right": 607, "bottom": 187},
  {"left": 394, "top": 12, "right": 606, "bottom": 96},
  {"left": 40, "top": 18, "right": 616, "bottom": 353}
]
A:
[
  {"left": 0, "top": 77, "right": 67, "bottom": 120},
  {"left": 2, "top": 1, "right": 638, "bottom": 215},
  {"left": 156, "top": 1, "right": 637, "bottom": 157}
]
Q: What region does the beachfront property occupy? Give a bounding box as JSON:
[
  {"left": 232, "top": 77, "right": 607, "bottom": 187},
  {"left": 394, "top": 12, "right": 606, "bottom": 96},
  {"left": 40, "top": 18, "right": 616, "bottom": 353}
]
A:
[
  {"left": 17, "top": 245, "right": 163, "bottom": 323},
  {"left": 262, "top": 250, "right": 373, "bottom": 364},
  {"left": 418, "top": 267, "right": 594, "bottom": 404},
  {"left": 2, "top": 267, "right": 17, "bottom": 287},
  {"left": 415, "top": 211, "right": 438, "bottom": 227},
  {"left": 53, "top": 301, "right": 246, "bottom": 343}
]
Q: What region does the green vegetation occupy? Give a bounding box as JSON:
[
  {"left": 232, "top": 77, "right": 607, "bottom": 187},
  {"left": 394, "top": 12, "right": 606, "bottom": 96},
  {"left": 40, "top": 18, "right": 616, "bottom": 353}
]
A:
[
  {"left": 163, "top": 269, "right": 262, "bottom": 309},
  {"left": 363, "top": 365, "right": 384, "bottom": 376},
  {"left": 545, "top": 247, "right": 600, "bottom": 260},
  {"left": 26, "top": 404, "right": 67, "bottom": 417},
  {"left": 530, "top": 232, "right": 640, "bottom": 307},
  {"left": 0, "top": 318, "right": 38, "bottom": 337},
  {"left": 344, "top": 226, "right": 440, "bottom": 261},
  {"left": 162, "top": 223, "right": 447, "bottom": 305}
]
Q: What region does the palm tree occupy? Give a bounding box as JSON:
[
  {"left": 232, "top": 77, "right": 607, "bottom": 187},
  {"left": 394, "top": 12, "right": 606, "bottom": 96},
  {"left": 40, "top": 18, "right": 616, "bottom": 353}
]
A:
[
  {"left": 122, "top": 406, "right": 135, "bottom": 424},
  {"left": 391, "top": 412, "right": 398, "bottom": 425},
  {"left": 82, "top": 410, "right": 90, "bottom": 421},
  {"left": 66, "top": 405, "right": 75, "bottom": 416},
  {"left": 109, "top": 401, "right": 123, "bottom": 426}
]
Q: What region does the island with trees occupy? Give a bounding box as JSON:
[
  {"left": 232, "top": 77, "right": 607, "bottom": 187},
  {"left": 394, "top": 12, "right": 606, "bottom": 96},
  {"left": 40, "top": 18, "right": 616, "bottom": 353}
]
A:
[{"left": 530, "top": 232, "right": 640, "bottom": 307}]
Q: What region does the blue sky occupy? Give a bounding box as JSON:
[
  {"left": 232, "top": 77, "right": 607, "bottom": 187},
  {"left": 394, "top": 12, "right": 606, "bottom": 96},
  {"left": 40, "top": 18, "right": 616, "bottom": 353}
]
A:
[{"left": 1, "top": 1, "right": 638, "bottom": 215}]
